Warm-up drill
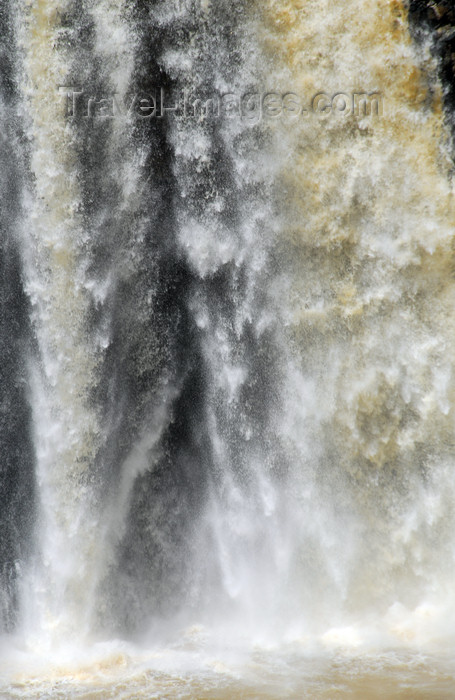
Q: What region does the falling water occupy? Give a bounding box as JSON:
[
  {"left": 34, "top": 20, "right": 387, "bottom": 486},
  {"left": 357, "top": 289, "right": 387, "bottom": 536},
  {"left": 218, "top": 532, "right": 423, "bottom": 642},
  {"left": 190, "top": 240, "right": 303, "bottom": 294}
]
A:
[{"left": 2, "top": 0, "right": 455, "bottom": 697}]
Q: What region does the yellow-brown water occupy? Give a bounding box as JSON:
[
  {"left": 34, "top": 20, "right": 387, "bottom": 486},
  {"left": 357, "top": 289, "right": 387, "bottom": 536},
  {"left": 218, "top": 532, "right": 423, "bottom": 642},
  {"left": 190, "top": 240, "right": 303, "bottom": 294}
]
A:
[{"left": 258, "top": 0, "right": 455, "bottom": 628}]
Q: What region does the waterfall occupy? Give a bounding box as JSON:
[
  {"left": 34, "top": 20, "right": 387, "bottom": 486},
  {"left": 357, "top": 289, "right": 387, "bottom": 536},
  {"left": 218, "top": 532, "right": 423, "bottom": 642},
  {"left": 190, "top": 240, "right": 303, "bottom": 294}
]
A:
[{"left": 2, "top": 0, "right": 455, "bottom": 696}]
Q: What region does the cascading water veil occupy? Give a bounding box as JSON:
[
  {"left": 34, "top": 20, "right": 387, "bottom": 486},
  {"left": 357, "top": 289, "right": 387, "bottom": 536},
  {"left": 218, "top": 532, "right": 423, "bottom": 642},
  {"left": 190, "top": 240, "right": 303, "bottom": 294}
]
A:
[{"left": 3, "top": 0, "right": 455, "bottom": 696}]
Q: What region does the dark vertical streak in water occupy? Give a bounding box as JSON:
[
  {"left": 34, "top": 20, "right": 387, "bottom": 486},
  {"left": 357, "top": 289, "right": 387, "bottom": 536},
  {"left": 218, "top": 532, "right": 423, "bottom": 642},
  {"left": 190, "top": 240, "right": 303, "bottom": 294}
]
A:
[
  {"left": 96, "top": 2, "right": 212, "bottom": 634},
  {"left": 0, "top": 0, "right": 35, "bottom": 633}
]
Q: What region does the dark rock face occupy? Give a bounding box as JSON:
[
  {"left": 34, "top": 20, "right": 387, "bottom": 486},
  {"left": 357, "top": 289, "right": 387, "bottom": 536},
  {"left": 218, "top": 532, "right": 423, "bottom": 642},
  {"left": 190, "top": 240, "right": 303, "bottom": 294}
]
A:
[{"left": 409, "top": 1, "right": 455, "bottom": 123}]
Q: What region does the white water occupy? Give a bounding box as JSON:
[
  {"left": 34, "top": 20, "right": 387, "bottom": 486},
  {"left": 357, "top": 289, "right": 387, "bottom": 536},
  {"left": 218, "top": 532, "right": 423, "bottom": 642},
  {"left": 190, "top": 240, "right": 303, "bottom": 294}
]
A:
[{"left": 2, "top": 0, "right": 455, "bottom": 696}]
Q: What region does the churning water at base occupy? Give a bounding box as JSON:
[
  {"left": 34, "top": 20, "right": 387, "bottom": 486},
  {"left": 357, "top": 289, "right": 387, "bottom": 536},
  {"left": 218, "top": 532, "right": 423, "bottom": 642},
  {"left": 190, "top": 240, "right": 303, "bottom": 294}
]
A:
[{"left": 2, "top": 0, "right": 455, "bottom": 696}]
